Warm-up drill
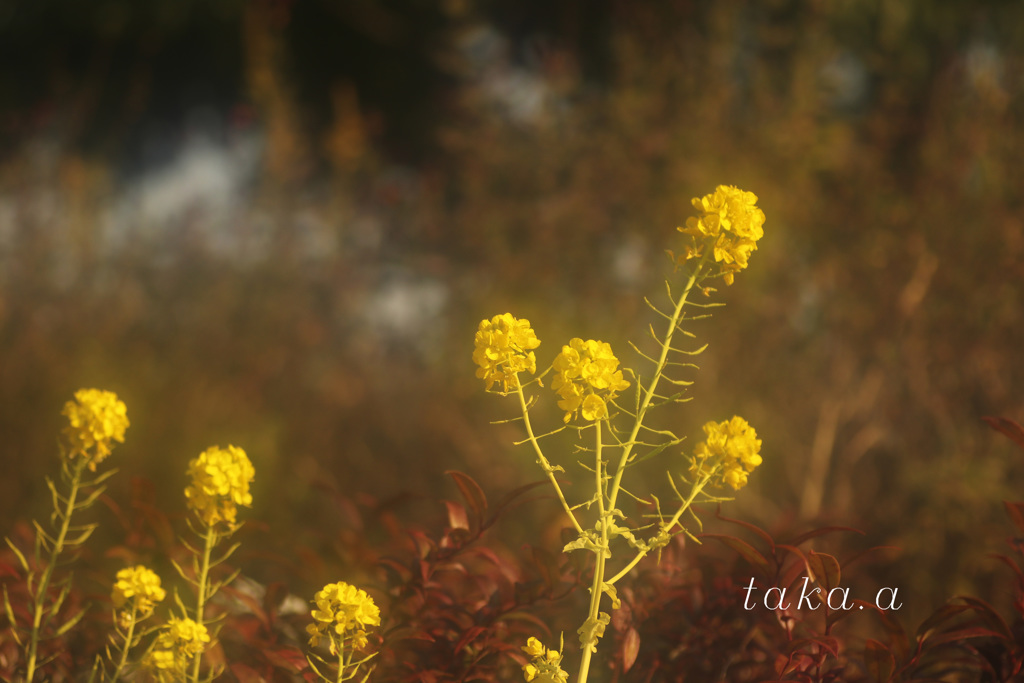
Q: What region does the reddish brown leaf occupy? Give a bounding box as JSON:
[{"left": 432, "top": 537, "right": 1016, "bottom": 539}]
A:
[
  {"left": 230, "top": 662, "right": 266, "bottom": 683},
  {"left": 983, "top": 416, "right": 1024, "bottom": 452},
  {"left": 957, "top": 596, "right": 1013, "bottom": 639},
  {"left": 702, "top": 534, "right": 772, "bottom": 577},
  {"left": 444, "top": 500, "right": 470, "bottom": 531},
  {"left": 863, "top": 639, "right": 895, "bottom": 682},
  {"left": 924, "top": 627, "right": 1006, "bottom": 646},
  {"left": 785, "top": 525, "right": 864, "bottom": 547},
  {"left": 446, "top": 471, "right": 488, "bottom": 526},
  {"left": 621, "top": 627, "right": 640, "bottom": 672},
  {"left": 263, "top": 646, "right": 308, "bottom": 672},
  {"left": 714, "top": 508, "right": 776, "bottom": 553},
  {"left": 1005, "top": 502, "right": 1024, "bottom": 536},
  {"left": 915, "top": 602, "right": 973, "bottom": 639},
  {"left": 806, "top": 551, "right": 841, "bottom": 593},
  {"left": 263, "top": 581, "right": 288, "bottom": 622}
]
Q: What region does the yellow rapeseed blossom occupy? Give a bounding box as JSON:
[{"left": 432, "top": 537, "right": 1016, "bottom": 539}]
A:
[
  {"left": 473, "top": 313, "right": 541, "bottom": 393},
  {"left": 306, "top": 581, "right": 381, "bottom": 655},
  {"left": 184, "top": 445, "right": 255, "bottom": 527},
  {"left": 551, "top": 338, "right": 630, "bottom": 422},
  {"left": 159, "top": 617, "right": 211, "bottom": 657},
  {"left": 678, "top": 185, "right": 766, "bottom": 284},
  {"left": 521, "top": 636, "right": 569, "bottom": 683},
  {"left": 111, "top": 565, "right": 166, "bottom": 617},
  {"left": 689, "top": 416, "right": 763, "bottom": 490},
  {"left": 142, "top": 617, "right": 210, "bottom": 682},
  {"left": 61, "top": 388, "right": 129, "bottom": 470}
]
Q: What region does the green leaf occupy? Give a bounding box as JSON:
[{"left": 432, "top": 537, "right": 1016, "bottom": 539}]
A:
[
  {"left": 3, "top": 585, "right": 22, "bottom": 642},
  {"left": 82, "top": 467, "right": 119, "bottom": 488},
  {"left": 629, "top": 440, "right": 675, "bottom": 467},
  {"left": 75, "top": 485, "right": 108, "bottom": 510},
  {"left": 45, "top": 478, "right": 66, "bottom": 512},
  {"left": 602, "top": 583, "right": 621, "bottom": 609},
  {"left": 170, "top": 558, "right": 192, "bottom": 584},
  {"left": 211, "top": 542, "right": 242, "bottom": 567},
  {"left": 562, "top": 531, "right": 610, "bottom": 558},
  {"left": 49, "top": 580, "right": 73, "bottom": 622},
  {"left": 66, "top": 524, "right": 98, "bottom": 547},
  {"left": 5, "top": 537, "right": 29, "bottom": 572},
  {"left": 55, "top": 606, "right": 88, "bottom": 636}
]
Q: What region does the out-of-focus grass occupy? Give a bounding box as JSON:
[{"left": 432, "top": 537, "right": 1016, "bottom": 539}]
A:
[{"left": 1, "top": 0, "right": 1023, "bottom": 624}]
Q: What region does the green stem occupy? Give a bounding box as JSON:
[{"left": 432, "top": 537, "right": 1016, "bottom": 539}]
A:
[
  {"left": 606, "top": 255, "right": 708, "bottom": 516},
  {"left": 110, "top": 604, "right": 138, "bottom": 683},
  {"left": 190, "top": 525, "right": 217, "bottom": 683},
  {"left": 516, "top": 383, "right": 584, "bottom": 535},
  {"left": 605, "top": 471, "right": 714, "bottom": 587},
  {"left": 576, "top": 421, "right": 609, "bottom": 683},
  {"left": 25, "top": 457, "right": 88, "bottom": 683},
  {"left": 575, "top": 256, "right": 709, "bottom": 683}
]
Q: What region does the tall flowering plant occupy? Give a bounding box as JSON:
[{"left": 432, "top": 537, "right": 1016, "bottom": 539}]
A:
[
  {"left": 4, "top": 389, "right": 129, "bottom": 683},
  {"left": 306, "top": 581, "right": 381, "bottom": 682},
  {"left": 170, "top": 444, "right": 255, "bottom": 682},
  {"left": 473, "top": 185, "right": 767, "bottom": 683}
]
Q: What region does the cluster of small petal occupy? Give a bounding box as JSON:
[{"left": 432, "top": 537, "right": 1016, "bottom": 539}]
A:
[
  {"left": 111, "top": 565, "right": 166, "bottom": 617},
  {"left": 307, "top": 581, "right": 381, "bottom": 654},
  {"left": 678, "top": 185, "right": 765, "bottom": 284},
  {"left": 184, "top": 445, "right": 255, "bottom": 527},
  {"left": 551, "top": 338, "right": 630, "bottom": 422},
  {"left": 61, "top": 388, "right": 129, "bottom": 470},
  {"left": 690, "top": 416, "right": 763, "bottom": 490},
  {"left": 473, "top": 313, "right": 541, "bottom": 393},
  {"left": 521, "top": 637, "right": 569, "bottom": 683},
  {"left": 142, "top": 617, "right": 210, "bottom": 682}
]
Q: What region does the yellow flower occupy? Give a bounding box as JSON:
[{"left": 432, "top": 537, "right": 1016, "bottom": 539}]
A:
[
  {"left": 159, "top": 616, "right": 211, "bottom": 657},
  {"left": 473, "top": 313, "right": 541, "bottom": 393},
  {"left": 677, "top": 185, "right": 765, "bottom": 284},
  {"left": 141, "top": 648, "right": 181, "bottom": 683},
  {"left": 307, "top": 581, "right": 380, "bottom": 654},
  {"left": 689, "top": 416, "right": 763, "bottom": 490},
  {"left": 61, "top": 389, "right": 129, "bottom": 470},
  {"left": 184, "top": 445, "right": 255, "bottom": 527},
  {"left": 520, "top": 636, "right": 568, "bottom": 683},
  {"left": 143, "top": 618, "right": 210, "bottom": 682},
  {"left": 111, "top": 565, "right": 166, "bottom": 617},
  {"left": 522, "top": 637, "right": 546, "bottom": 659},
  {"left": 551, "top": 338, "right": 630, "bottom": 422}
]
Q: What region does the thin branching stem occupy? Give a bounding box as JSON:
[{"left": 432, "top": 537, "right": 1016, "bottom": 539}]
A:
[
  {"left": 190, "top": 525, "right": 217, "bottom": 683},
  {"left": 605, "top": 471, "right": 714, "bottom": 586},
  {"left": 607, "top": 254, "right": 709, "bottom": 516},
  {"left": 516, "top": 383, "right": 584, "bottom": 535},
  {"left": 576, "top": 422, "right": 607, "bottom": 683},
  {"left": 25, "top": 457, "right": 89, "bottom": 683},
  {"left": 109, "top": 604, "right": 138, "bottom": 683}
]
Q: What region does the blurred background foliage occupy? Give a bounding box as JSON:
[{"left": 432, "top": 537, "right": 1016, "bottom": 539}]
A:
[{"left": 1, "top": 0, "right": 1023, "bottom": 625}]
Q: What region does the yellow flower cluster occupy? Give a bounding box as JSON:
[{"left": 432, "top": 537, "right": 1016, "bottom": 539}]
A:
[
  {"left": 184, "top": 445, "right": 255, "bottom": 527},
  {"left": 111, "top": 565, "right": 166, "bottom": 618},
  {"left": 678, "top": 185, "right": 766, "bottom": 284},
  {"left": 550, "top": 338, "right": 630, "bottom": 422},
  {"left": 473, "top": 313, "right": 541, "bottom": 393},
  {"left": 142, "top": 617, "right": 210, "bottom": 682},
  {"left": 61, "top": 388, "right": 129, "bottom": 470},
  {"left": 307, "top": 581, "right": 381, "bottom": 654},
  {"left": 689, "top": 416, "right": 763, "bottom": 490},
  {"left": 521, "top": 637, "right": 568, "bottom": 683}
]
